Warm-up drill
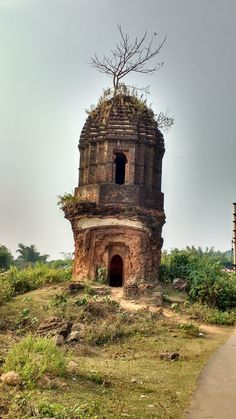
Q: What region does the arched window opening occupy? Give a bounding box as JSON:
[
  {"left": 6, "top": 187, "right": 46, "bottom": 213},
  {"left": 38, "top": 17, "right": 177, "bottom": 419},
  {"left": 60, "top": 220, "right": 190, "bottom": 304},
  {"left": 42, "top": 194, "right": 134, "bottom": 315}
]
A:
[
  {"left": 114, "top": 153, "right": 127, "bottom": 185},
  {"left": 109, "top": 254, "right": 123, "bottom": 287}
]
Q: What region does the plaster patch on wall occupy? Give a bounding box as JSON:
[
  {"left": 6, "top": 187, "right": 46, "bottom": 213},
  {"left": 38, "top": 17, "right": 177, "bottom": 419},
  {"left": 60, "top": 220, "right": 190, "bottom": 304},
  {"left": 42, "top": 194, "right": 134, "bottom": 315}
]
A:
[{"left": 77, "top": 217, "right": 146, "bottom": 230}]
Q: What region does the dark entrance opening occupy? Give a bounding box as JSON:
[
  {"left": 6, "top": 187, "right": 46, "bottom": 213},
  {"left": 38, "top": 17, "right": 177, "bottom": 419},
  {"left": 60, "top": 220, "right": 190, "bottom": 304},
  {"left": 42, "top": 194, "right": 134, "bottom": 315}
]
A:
[
  {"left": 109, "top": 255, "right": 123, "bottom": 287},
  {"left": 114, "top": 153, "right": 127, "bottom": 185}
]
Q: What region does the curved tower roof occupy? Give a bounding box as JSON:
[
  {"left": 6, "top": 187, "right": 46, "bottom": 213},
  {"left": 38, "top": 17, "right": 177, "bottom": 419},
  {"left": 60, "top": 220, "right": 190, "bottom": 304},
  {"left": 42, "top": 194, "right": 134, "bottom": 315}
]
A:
[{"left": 80, "top": 94, "right": 164, "bottom": 152}]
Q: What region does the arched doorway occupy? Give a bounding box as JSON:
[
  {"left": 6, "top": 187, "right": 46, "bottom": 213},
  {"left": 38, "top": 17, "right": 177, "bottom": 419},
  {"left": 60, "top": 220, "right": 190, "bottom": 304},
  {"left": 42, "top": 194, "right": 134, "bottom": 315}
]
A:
[
  {"left": 114, "top": 153, "right": 127, "bottom": 185},
  {"left": 109, "top": 254, "right": 123, "bottom": 287}
]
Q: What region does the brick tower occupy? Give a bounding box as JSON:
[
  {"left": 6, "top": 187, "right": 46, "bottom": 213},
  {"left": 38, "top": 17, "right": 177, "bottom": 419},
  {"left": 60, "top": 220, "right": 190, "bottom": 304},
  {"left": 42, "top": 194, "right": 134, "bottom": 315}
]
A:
[{"left": 63, "top": 91, "right": 165, "bottom": 286}]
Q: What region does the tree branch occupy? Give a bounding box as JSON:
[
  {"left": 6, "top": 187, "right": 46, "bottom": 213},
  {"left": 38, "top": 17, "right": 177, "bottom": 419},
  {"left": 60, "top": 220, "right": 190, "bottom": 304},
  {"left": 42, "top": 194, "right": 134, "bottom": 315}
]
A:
[{"left": 89, "top": 25, "right": 166, "bottom": 94}]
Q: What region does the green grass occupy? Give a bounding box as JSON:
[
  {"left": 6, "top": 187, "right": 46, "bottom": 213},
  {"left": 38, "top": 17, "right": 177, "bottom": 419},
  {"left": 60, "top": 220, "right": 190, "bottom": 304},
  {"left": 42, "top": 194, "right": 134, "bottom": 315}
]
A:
[
  {"left": 0, "top": 264, "right": 72, "bottom": 304},
  {"left": 0, "top": 283, "right": 232, "bottom": 418},
  {"left": 3, "top": 335, "right": 66, "bottom": 387},
  {"left": 186, "top": 302, "right": 236, "bottom": 325}
]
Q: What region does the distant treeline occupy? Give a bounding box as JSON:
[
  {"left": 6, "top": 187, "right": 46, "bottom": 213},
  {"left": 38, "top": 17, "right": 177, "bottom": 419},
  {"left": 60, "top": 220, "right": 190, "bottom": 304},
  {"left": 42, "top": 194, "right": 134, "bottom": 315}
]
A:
[{"left": 0, "top": 243, "right": 73, "bottom": 272}]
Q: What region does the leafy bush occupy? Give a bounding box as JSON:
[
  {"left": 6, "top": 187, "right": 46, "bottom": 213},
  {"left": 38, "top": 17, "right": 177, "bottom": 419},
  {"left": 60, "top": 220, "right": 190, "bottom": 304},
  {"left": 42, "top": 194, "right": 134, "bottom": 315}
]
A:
[
  {"left": 3, "top": 335, "right": 66, "bottom": 386},
  {"left": 187, "top": 302, "right": 236, "bottom": 326},
  {"left": 188, "top": 266, "right": 236, "bottom": 310},
  {"left": 178, "top": 322, "right": 200, "bottom": 337},
  {"left": 160, "top": 248, "right": 236, "bottom": 311},
  {"left": 0, "top": 264, "right": 72, "bottom": 303},
  {"left": 160, "top": 249, "right": 198, "bottom": 283}
]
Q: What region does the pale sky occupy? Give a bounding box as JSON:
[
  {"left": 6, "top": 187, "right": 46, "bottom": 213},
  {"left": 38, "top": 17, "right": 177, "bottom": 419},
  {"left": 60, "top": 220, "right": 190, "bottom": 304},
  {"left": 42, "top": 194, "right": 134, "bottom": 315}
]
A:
[{"left": 0, "top": 0, "right": 236, "bottom": 259}]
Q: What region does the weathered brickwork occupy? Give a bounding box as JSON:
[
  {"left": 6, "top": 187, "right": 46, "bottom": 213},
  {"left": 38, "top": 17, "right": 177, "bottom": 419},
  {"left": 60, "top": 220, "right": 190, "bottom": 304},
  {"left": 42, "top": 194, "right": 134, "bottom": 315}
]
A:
[{"left": 64, "top": 94, "right": 165, "bottom": 285}]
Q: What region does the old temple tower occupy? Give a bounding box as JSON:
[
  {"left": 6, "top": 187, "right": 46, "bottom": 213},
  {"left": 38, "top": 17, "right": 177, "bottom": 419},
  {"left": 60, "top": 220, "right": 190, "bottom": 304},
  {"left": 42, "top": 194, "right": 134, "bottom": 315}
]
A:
[{"left": 63, "top": 91, "right": 165, "bottom": 286}]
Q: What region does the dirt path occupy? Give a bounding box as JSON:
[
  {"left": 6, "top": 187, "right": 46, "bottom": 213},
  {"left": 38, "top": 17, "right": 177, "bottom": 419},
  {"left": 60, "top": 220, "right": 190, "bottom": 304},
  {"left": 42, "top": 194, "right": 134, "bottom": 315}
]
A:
[
  {"left": 111, "top": 288, "right": 233, "bottom": 418},
  {"left": 185, "top": 328, "right": 236, "bottom": 419},
  {"left": 111, "top": 288, "right": 147, "bottom": 311},
  {"left": 110, "top": 288, "right": 222, "bottom": 336}
]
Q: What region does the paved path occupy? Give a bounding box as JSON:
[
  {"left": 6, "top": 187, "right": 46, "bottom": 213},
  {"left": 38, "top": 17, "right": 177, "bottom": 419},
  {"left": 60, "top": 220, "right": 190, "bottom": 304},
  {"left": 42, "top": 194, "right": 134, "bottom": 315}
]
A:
[{"left": 186, "top": 329, "right": 236, "bottom": 418}]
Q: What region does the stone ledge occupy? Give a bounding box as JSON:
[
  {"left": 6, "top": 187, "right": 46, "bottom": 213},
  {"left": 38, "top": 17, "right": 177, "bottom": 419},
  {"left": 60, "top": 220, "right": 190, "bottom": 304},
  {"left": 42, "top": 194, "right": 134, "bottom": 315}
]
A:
[{"left": 74, "top": 183, "right": 163, "bottom": 210}]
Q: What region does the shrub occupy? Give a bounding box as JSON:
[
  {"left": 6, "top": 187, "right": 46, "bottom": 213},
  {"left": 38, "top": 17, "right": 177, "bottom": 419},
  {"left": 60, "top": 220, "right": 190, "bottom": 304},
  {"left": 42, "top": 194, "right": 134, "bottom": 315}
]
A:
[
  {"left": 160, "top": 249, "right": 236, "bottom": 311},
  {"left": 178, "top": 322, "right": 200, "bottom": 337},
  {"left": 187, "top": 302, "right": 236, "bottom": 326},
  {"left": 3, "top": 335, "right": 66, "bottom": 386},
  {"left": 160, "top": 249, "right": 199, "bottom": 283},
  {"left": 188, "top": 266, "right": 236, "bottom": 310},
  {"left": 0, "top": 264, "right": 72, "bottom": 303}
]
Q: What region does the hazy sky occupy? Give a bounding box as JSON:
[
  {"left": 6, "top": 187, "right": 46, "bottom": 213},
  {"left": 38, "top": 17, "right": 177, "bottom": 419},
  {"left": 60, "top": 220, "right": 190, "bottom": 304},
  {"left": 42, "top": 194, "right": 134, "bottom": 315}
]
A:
[{"left": 0, "top": 0, "right": 236, "bottom": 259}]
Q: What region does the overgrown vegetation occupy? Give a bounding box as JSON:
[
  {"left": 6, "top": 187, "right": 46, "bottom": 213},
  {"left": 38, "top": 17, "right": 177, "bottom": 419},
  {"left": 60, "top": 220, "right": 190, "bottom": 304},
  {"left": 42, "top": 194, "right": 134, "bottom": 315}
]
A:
[
  {"left": 0, "top": 264, "right": 71, "bottom": 304},
  {"left": 187, "top": 302, "right": 236, "bottom": 326},
  {"left": 160, "top": 247, "right": 236, "bottom": 314},
  {"left": 85, "top": 84, "right": 174, "bottom": 132},
  {"left": 178, "top": 322, "right": 201, "bottom": 337},
  {"left": 0, "top": 275, "right": 232, "bottom": 418},
  {"left": 57, "top": 193, "right": 78, "bottom": 210},
  {"left": 0, "top": 245, "right": 235, "bottom": 417}
]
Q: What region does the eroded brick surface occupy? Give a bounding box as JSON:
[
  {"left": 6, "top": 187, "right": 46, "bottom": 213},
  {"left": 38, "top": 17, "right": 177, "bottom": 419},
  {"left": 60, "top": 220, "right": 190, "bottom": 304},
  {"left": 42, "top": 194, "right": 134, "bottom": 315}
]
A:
[{"left": 63, "top": 94, "right": 165, "bottom": 285}]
